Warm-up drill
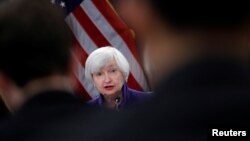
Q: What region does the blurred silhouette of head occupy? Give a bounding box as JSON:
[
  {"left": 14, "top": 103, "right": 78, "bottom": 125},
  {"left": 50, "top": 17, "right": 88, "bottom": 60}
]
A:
[
  {"left": 119, "top": 0, "right": 249, "bottom": 36},
  {"left": 0, "top": 0, "right": 72, "bottom": 112},
  {"left": 0, "top": 0, "right": 71, "bottom": 87},
  {"left": 118, "top": 0, "right": 250, "bottom": 85}
]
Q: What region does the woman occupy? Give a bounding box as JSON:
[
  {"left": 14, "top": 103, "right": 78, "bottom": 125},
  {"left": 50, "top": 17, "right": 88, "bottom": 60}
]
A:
[{"left": 85, "top": 47, "right": 151, "bottom": 110}]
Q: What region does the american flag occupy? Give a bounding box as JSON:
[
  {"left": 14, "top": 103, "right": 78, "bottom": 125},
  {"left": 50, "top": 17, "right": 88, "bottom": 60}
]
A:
[{"left": 52, "top": 0, "right": 149, "bottom": 101}]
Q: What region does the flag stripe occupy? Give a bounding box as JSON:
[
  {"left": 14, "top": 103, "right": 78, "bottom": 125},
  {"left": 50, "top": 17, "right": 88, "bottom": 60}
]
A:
[
  {"left": 66, "top": 13, "right": 96, "bottom": 54},
  {"left": 72, "top": 36, "right": 88, "bottom": 66},
  {"left": 71, "top": 34, "right": 104, "bottom": 99},
  {"left": 65, "top": 22, "right": 92, "bottom": 100},
  {"left": 73, "top": 53, "right": 99, "bottom": 99},
  {"left": 72, "top": 6, "right": 111, "bottom": 47},
  {"left": 65, "top": 21, "right": 93, "bottom": 100},
  {"left": 127, "top": 74, "right": 143, "bottom": 92}
]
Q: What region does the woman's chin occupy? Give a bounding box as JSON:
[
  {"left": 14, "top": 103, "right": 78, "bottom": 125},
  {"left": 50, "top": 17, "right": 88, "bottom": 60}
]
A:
[{"left": 101, "top": 90, "right": 118, "bottom": 97}]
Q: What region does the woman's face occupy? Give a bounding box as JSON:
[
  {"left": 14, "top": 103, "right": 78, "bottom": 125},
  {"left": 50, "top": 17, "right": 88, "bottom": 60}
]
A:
[{"left": 92, "top": 59, "right": 124, "bottom": 97}]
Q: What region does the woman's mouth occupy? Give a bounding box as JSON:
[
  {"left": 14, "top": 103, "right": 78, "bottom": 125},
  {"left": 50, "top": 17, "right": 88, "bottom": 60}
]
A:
[{"left": 104, "top": 86, "right": 114, "bottom": 91}]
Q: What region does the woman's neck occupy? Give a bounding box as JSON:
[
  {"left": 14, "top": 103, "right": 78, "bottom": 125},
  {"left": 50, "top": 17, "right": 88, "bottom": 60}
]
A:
[{"left": 103, "top": 90, "right": 123, "bottom": 109}]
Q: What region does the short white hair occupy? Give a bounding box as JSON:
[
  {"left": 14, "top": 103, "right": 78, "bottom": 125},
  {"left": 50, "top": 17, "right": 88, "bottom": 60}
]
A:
[{"left": 85, "top": 46, "right": 130, "bottom": 81}]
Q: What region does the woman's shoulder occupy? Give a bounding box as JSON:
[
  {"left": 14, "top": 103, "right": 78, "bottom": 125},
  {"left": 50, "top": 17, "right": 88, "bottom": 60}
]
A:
[
  {"left": 124, "top": 88, "right": 153, "bottom": 106},
  {"left": 87, "top": 96, "right": 102, "bottom": 106},
  {"left": 129, "top": 88, "right": 152, "bottom": 95},
  {"left": 127, "top": 88, "right": 153, "bottom": 100}
]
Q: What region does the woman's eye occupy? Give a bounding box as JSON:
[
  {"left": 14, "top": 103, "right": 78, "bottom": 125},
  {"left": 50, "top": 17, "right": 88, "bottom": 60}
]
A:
[
  {"left": 111, "top": 69, "right": 116, "bottom": 73},
  {"left": 95, "top": 72, "right": 102, "bottom": 76}
]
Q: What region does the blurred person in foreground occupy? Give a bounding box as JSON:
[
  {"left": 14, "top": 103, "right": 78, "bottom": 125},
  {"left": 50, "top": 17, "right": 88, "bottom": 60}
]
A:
[
  {"left": 90, "top": 0, "right": 250, "bottom": 141},
  {"left": 0, "top": 97, "right": 9, "bottom": 121},
  {"left": 0, "top": 0, "right": 113, "bottom": 140},
  {"left": 86, "top": 47, "right": 151, "bottom": 110}
]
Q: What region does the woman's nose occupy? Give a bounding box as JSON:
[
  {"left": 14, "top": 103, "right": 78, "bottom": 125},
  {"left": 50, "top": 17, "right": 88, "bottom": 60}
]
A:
[{"left": 104, "top": 73, "right": 112, "bottom": 83}]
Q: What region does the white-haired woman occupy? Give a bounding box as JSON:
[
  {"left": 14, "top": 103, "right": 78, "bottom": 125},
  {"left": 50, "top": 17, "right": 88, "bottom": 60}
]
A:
[{"left": 85, "top": 47, "right": 151, "bottom": 110}]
